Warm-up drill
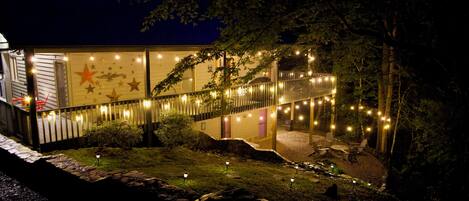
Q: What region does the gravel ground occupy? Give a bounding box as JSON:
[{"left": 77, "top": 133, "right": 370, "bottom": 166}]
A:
[{"left": 0, "top": 170, "right": 48, "bottom": 201}]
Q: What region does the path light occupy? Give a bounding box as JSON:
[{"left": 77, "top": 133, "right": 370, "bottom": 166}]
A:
[
  {"left": 95, "top": 154, "right": 101, "bottom": 166},
  {"left": 353, "top": 180, "right": 357, "bottom": 184},
  {"left": 290, "top": 178, "right": 295, "bottom": 190},
  {"left": 330, "top": 124, "right": 336, "bottom": 130},
  {"left": 330, "top": 164, "right": 335, "bottom": 169},
  {"left": 295, "top": 164, "right": 299, "bottom": 174},
  {"left": 183, "top": 172, "right": 188, "bottom": 184},
  {"left": 377, "top": 111, "right": 382, "bottom": 116},
  {"left": 313, "top": 121, "right": 318, "bottom": 126},
  {"left": 367, "top": 110, "right": 372, "bottom": 115},
  {"left": 225, "top": 161, "right": 230, "bottom": 171},
  {"left": 295, "top": 50, "right": 300, "bottom": 55},
  {"left": 257, "top": 51, "right": 262, "bottom": 56},
  {"left": 359, "top": 105, "right": 364, "bottom": 110},
  {"left": 386, "top": 118, "right": 391, "bottom": 122},
  {"left": 366, "top": 127, "right": 372, "bottom": 132},
  {"left": 350, "top": 106, "right": 355, "bottom": 110}
]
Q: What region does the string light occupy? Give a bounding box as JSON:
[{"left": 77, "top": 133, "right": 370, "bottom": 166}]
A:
[
  {"left": 330, "top": 76, "right": 335, "bottom": 82},
  {"left": 308, "top": 71, "right": 313, "bottom": 76},
  {"left": 366, "top": 127, "right": 372, "bottom": 132},
  {"left": 259, "top": 116, "right": 264, "bottom": 121},
  {"left": 367, "top": 110, "right": 372, "bottom": 115},
  {"left": 324, "top": 76, "right": 329, "bottom": 81},
  {"left": 295, "top": 105, "right": 300, "bottom": 110},
  {"left": 317, "top": 78, "right": 322, "bottom": 83},
  {"left": 89, "top": 56, "right": 95, "bottom": 61},
  {"left": 295, "top": 50, "right": 300, "bottom": 55},
  {"left": 350, "top": 106, "right": 355, "bottom": 110},
  {"left": 30, "top": 68, "right": 37, "bottom": 74},
  {"left": 270, "top": 112, "right": 276, "bottom": 118},
  {"left": 123, "top": 110, "right": 130, "bottom": 119},
  {"left": 30, "top": 56, "right": 37, "bottom": 62},
  {"left": 114, "top": 54, "right": 120, "bottom": 60},
  {"left": 313, "top": 121, "right": 318, "bottom": 126},
  {"left": 359, "top": 105, "right": 364, "bottom": 110},
  {"left": 381, "top": 117, "right": 386, "bottom": 121},
  {"left": 278, "top": 82, "right": 284, "bottom": 88},
  {"left": 308, "top": 55, "right": 315, "bottom": 62},
  {"left": 224, "top": 117, "right": 229, "bottom": 122},
  {"left": 303, "top": 101, "right": 308, "bottom": 105},
  {"left": 248, "top": 113, "right": 252, "bottom": 118},
  {"left": 330, "top": 124, "right": 336, "bottom": 130},
  {"left": 236, "top": 116, "right": 241, "bottom": 122},
  {"left": 143, "top": 100, "right": 152, "bottom": 109},
  {"left": 347, "top": 126, "right": 353, "bottom": 132},
  {"left": 181, "top": 94, "right": 188, "bottom": 102},
  {"left": 318, "top": 100, "right": 323, "bottom": 105},
  {"left": 257, "top": 51, "right": 262, "bottom": 56},
  {"left": 377, "top": 111, "right": 382, "bottom": 116},
  {"left": 136, "top": 57, "right": 142, "bottom": 63},
  {"left": 157, "top": 54, "right": 163, "bottom": 59},
  {"left": 310, "top": 78, "right": 316, "bottom": 83},
  {"left": 63, "top": 56, "right": 69, "bottom": 61},
  {"left": 384, "top": 124, "right": 390, "bottom": 130},
  {"left": 279, "top": 96, "right": 285, "bottom": 103},
  {"left": 278, "top": 106, "right": 282, "bottom": 110},
  {"left": 175, "top": 56, "right": 180, "bottom": 62},
  {"left": 298, "top": 115, "right": 304, "bottom": 121}
]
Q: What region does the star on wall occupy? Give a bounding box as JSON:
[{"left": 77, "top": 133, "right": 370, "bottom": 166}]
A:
[
  {"left": 85, "top": 84, "right": 95, "bottom": 94},
  {"left": 127, "top": 78, "right": 141, "bottom": 92},
  {"left": 118, "top": 81, "right": 124, "bottom": 86},
  {"left": 106, "top": 89, "right": 121, "bottom": 102},
  {"left": 75, "top": 64, "right": 96, "bottom": 85}
]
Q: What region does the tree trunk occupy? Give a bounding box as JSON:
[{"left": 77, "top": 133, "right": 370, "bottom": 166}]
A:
[{"left": 377, "top": 43, "right": 389, "bottom": 153}]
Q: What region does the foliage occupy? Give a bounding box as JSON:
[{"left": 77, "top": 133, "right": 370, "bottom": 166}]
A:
[
  {"left": 84, "top": 121, "right": 143, "bottom": 150},
  {"left": 155, "top": 111, "right": 198, "bottom": 148}
]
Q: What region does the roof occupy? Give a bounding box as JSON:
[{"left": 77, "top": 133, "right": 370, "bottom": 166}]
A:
[{"left": 0, "top": 0, "right": 219, "bottom": 48}]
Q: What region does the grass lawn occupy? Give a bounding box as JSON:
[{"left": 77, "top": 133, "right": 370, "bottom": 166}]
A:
[{"left": 54, "top": 147, "right": 390, "bottom": 201}]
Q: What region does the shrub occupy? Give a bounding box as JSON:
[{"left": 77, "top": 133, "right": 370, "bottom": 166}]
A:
[
  {"left": 84, "top": 121, "right": 143, "bottom": 150},
  {"left": 155, "top": 111, "right": 198, "bottom": 148}
]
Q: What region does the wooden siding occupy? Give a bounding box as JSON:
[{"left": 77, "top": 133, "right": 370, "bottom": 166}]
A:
[{"left": 34, "top": 53, "right": 63, "bottom": 110}]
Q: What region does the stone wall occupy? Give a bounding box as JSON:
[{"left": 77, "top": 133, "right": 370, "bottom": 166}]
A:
[
  {"left": 0, "top": 133, "right": 198, "bottom": 201},
  {"left": 194, "top": 132, "right": 291, "bottom": 164}
]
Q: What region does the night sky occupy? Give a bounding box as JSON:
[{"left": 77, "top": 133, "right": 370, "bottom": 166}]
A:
[{"left": 0, "top": 0, "right": 219, "bottom": 47}]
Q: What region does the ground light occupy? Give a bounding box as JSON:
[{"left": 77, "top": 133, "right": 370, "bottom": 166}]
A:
[
  {"left": 295, "top": 164, "right": 299, "bottom": 174},
  {"left": 95, "top": 154, "right": 101, "bottom": 166},
  {"left": 225, "top": 161, "right": 230, "bottom": 172},
  {"left": 183, "top": 172, "right": 188, "bottom": 184},
  {"left": 290, "top": 178, "right": 295, "bottom": 190}
]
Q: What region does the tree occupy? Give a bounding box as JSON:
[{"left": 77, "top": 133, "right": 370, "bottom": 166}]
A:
[{"left": 141, "top": 1, "right": 469, "bottom": 199}]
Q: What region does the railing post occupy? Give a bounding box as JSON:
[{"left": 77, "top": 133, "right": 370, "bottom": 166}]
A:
[
  {"left": 309, "top": 97, "right": 315, "bottom": 145},
  {"left": 271, "top": 60, "right": 278, "bottom": 150},
  {"left": 144, "top": 48, "right": 153, "bottom": 146},
  {"left": 24, "top": 48, "right": 40, "bottom": 150}
]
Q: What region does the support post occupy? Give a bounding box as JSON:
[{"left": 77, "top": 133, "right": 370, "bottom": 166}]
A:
[
  {"left": 309, "top": 98, "right": 315, "bottom": 145},
  {"left": 24, "top": 49, "right": 40, "bottom": 150},
  {"left": 289, "top": 102, "right": 295, "bottom": 131},
  {"left": 271, "top": 60, "right": 278, "bottom": 150},
  {"left": 144, "top": 48, "right": 153, "bottom": 146},
  {"left": 220, "top": 52, "right": 227, "bottom": 138}
]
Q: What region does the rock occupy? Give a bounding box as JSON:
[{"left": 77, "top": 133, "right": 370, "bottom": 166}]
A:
[
  {"left": 198, "top": 188, "right": 260, "bottom": 201},
  {"left": 310, "top": 178, "right": 320, "bottom": 183},
  {"left": 324, "top": 184, "right": 338, "bottom": 199},
  {"left": 226, "top": 173, "right": 241, "bottom": 179}
]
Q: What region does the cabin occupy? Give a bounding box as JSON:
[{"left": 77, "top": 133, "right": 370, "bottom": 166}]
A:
[{"left": 0, "top": 2, "right": 336, "bottom": 151}]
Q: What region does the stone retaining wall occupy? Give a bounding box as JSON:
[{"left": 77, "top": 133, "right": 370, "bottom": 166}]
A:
[
  {"left": 0, "top": 133, "right": 198, "bottom": 201},
  {"left": 194, "top": 133, "right": 291, "bottom": 164}
]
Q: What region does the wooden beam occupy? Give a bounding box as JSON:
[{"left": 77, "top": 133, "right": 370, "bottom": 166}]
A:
[
  {"left": 24, "top": 48, "right": 40, "bottom": 150},
  {"left": 144, "top": 48, "right": 153, "bottom": 146}
]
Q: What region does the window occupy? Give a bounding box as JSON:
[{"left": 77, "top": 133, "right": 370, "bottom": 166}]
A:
[{"left": 10, "top": 56, "right": 18, "bottom": 81}]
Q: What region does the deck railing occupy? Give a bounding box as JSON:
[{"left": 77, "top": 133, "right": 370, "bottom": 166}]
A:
[
  {"left": 0, "top": 100, "right": 32, "bottom": 144},
  {"left": 1, "top": 73, "right": 335, "bottom": 149}
]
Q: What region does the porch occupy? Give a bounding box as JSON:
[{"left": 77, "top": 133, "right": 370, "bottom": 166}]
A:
[{"left": 0, "top": 72, "right": 336, "bottom": 151}]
